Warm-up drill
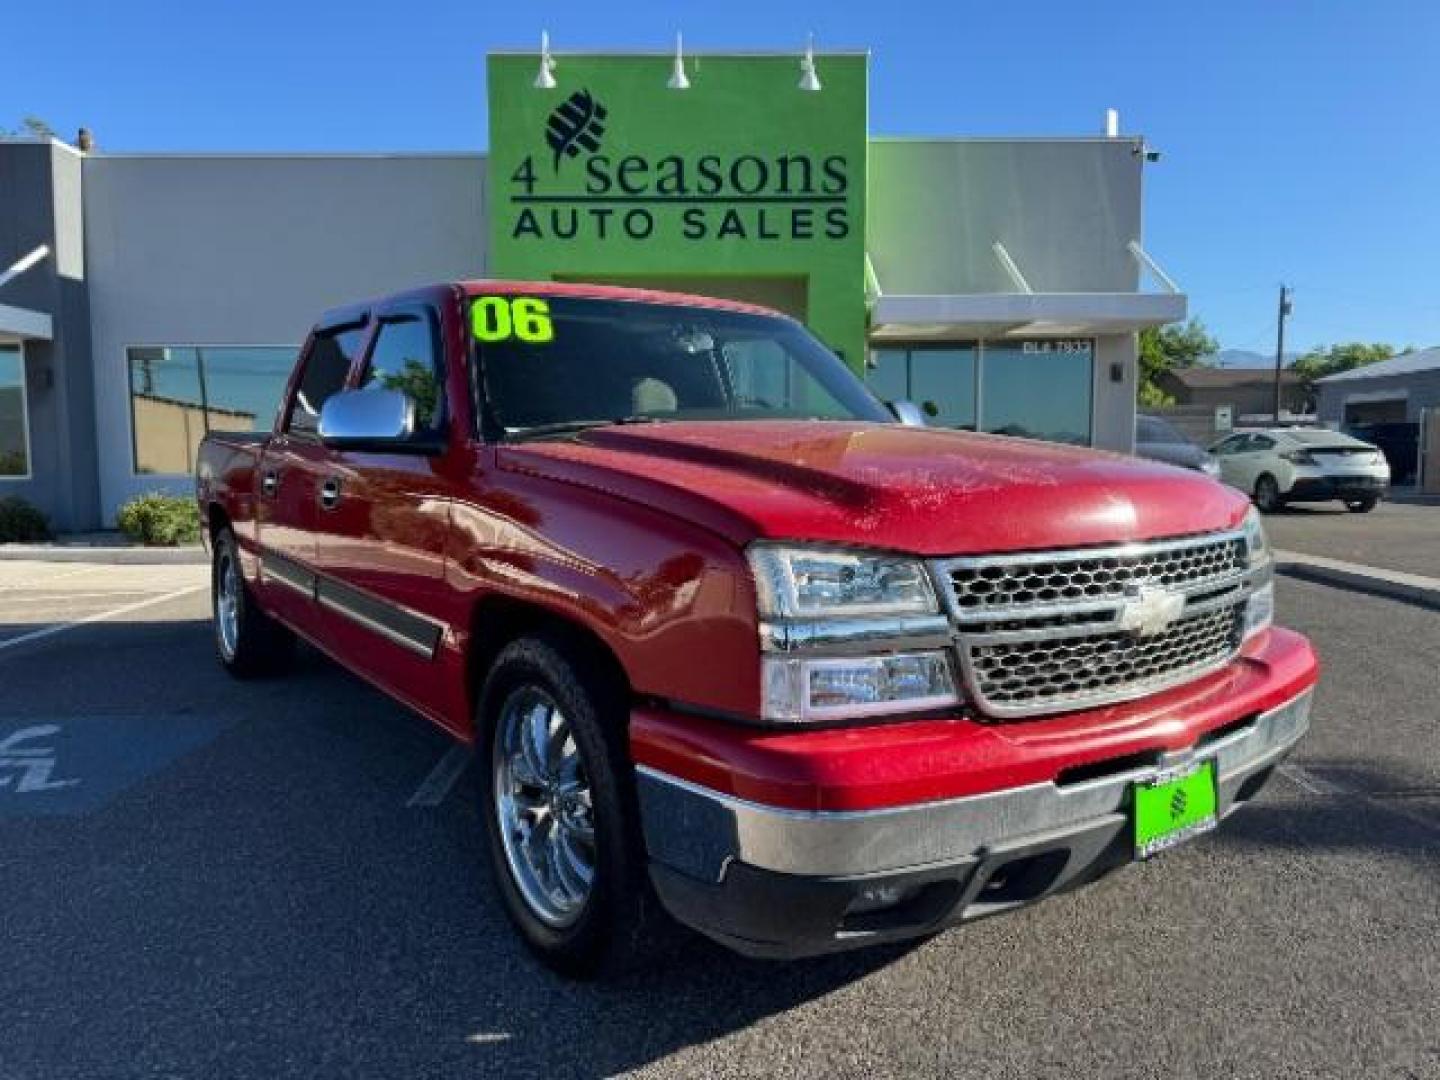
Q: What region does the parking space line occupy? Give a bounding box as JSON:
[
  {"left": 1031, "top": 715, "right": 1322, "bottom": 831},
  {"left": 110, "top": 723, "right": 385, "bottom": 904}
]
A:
[
  {"left": 406, "top": 744, "right": 471, "bottom": 807},
  {"left": 0, "top": 584, "right": 208, "bottom": 655},
  {"left": 1, "top": 591, "right": 158, "bottom": 604}
]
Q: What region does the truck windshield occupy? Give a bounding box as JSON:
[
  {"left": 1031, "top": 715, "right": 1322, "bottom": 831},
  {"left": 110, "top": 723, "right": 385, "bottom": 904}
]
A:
[{"left": 471, "top": 296, "right": 891, "bottom": 438}]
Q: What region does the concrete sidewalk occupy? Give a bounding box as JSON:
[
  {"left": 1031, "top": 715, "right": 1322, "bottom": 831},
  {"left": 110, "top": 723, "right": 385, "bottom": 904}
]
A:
[
  {"left": 1276, "top": 548, "right": 1440, "bottom": 610},
  {"left": 0, "top": 533, "right": 205, "bottom": 565}
]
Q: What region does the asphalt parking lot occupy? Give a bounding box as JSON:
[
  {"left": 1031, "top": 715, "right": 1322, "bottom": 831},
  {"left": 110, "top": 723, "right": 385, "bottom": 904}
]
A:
[{"left": 1, "top": 559, "right": 1437, "bottom": 1079}]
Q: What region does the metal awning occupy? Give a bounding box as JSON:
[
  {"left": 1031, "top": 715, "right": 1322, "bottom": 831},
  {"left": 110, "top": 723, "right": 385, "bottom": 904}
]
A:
[
  {"left": 0, "top": 302, "right": 52, "bottom": 343},
  {"left": 869, "top": 291, "right": 1187, "bottom": 341},
  {"left": 0, "top": 245, "right": 54, "bottom": 342},
  {"left": 866, "top": 240, "right": 1187, "bottom": 341}
]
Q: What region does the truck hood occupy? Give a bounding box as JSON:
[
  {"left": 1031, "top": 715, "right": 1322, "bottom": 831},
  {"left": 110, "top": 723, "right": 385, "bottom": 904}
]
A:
[{"left": 498, "top": 421, "right": 1250, "bottom": 555}]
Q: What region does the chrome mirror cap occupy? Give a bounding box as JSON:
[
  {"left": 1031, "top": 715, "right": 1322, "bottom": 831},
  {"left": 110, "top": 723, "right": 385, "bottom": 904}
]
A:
[
  {"left": 889, "top": 400, "right": 928, "bottom": 427},
  {"left": 319, "top": 388, "right": 416, "bottom": 444}
]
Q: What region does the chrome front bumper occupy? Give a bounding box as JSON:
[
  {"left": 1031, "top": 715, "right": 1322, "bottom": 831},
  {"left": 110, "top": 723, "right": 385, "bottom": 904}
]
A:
[{"left": 638, "top": 689, "right": 1312, "bottom": 956}]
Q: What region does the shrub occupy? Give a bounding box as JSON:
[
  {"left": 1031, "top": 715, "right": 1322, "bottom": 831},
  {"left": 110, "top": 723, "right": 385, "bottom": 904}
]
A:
[
  {"left": 0, "top": 496, "right": 52, "bottom": 543},
  {"left": 116, "top": 492, "right": 201, "bottom": 547}
]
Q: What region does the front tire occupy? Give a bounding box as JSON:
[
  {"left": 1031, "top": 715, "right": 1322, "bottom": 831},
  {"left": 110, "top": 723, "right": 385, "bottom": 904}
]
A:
[
  {"left": 475, "top": 636, "right": 655, "bottom": 977},
  {"left": 211, "top": 528, "right": 295, "bottom": 677},
  {"left": 1253, "top": 474, "right": 1283, "bottom": 513},
  {"left": 1345, "top": 495, "right": 1379, "bottom": 513}
]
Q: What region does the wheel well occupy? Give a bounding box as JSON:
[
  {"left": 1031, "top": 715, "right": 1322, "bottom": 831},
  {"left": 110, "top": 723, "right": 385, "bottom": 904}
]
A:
[{"left": 467, "top": 596, "right": 631, "bottom": 719}]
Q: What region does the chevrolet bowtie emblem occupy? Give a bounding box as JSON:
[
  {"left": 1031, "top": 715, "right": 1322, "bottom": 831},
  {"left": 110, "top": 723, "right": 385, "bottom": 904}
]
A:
[{"left": 1116, "top": 586, "right": 1186, "bottom": 639}]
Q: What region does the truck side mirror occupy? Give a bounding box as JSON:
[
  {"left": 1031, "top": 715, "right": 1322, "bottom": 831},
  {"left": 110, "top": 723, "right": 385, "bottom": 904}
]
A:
[
  {"left": 319, "top": 388, "right": 417, "bottom": 448},
  {"left": 888, "top": 400, "right": 928, "bottom": 428}
]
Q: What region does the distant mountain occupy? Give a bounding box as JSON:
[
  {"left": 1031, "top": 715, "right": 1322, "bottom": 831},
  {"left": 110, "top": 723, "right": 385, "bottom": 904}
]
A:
[{"left": 1208, "top": 349, "right": 1302, "bottom": 369}]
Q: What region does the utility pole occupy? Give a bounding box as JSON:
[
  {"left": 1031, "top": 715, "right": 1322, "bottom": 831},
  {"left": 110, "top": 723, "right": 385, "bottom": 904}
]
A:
[{"left": 1273, "top": 285, "right": 1292, "bottom": 424}]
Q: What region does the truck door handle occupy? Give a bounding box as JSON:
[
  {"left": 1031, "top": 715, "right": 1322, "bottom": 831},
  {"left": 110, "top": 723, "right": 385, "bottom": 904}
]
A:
[
  {"left": 261, "top": 470, "right": 279, "bottom": 498},
  {"left": 319, "top": 478, "right": 342, "bottom": 511}
]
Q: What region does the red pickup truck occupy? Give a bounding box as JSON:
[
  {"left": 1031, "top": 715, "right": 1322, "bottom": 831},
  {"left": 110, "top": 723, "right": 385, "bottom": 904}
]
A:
[{"left": 196, "top": 281, "right": 1318, "bottom": 975}]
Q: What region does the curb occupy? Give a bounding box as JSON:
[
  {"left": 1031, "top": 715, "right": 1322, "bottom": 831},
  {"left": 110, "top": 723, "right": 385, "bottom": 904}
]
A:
[
  {"left": 1275, "top": 549, "right": 1440, "bottom": 611},
  {"left": 0, "top": 544, "right": 207, "bottom": 566}
]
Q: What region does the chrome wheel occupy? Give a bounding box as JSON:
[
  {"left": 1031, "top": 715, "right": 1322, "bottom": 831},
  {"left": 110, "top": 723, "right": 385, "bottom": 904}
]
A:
[
  {"left": 215, "top": 549, "right": 239, "bottom": 660},
  {"left": 493, "top": 686, "right": 596, "bottom": 928}
]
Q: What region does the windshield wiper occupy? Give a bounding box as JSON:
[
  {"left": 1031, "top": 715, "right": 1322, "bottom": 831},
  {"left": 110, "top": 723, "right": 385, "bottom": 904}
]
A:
[{"left": 507, "top": 416, "right": 666, "bottom": 441}]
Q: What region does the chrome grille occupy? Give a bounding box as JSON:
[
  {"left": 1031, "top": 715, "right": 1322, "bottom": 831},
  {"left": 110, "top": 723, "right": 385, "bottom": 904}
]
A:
[
  {"left": 946, "top": 535, "right": 1246, "bottom": 616},
  {"left": 966, "top": 603, "right": 1244, "bottom": 712},
  {"left": 933, "top": 530, "right": 1259, "bottom": 719}
]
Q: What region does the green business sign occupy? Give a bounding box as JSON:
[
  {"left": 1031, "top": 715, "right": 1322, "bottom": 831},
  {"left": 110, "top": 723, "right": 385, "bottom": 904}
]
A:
[{"left": 487, "top": 52, "right": 868, "bottom": 368}]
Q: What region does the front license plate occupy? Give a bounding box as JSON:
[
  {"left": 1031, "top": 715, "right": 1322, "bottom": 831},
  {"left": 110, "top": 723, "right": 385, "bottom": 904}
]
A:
[{"left": 1134, "top": 760, "right": 1218, "bottom": 859}]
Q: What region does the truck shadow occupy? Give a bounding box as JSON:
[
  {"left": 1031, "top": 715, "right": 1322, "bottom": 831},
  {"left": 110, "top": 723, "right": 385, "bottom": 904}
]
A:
[{"left": 1212, "top": 759, "right": 1440, "bottom": 881}]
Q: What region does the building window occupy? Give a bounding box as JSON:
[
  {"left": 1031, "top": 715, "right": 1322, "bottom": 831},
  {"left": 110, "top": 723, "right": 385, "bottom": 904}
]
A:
[
  {"left": 868, "top": 347, "right": 977, "bottom": 429},
  {"left": 981, "top": 340, "right": 1092, "bottom": 445},
  {"left": 127, "top": 346, "right": 296, "bottom": 475},
  {"left": 0, "top": 344, "right": 30, "bottom": 478},
  {"left": 868, "top": 340, "right": 1092, "bottom": 445}
]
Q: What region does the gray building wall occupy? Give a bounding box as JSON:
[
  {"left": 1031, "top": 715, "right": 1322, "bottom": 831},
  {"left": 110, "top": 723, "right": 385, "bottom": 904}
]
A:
[
  {"left": 84, "top": 153, "right": 488, "bottom": 521},
  {"left": 866, "top": 139, "right": 1150, "bottom": 454},
  {"left": 1318, "top": 371, "right": 1440, "bottom": 424},
  {"left": 867, "top": 139, "right": 1143, "bottom": 295},
  {"left": 0, "top": 141, "right": 97, "bottom": 531}
]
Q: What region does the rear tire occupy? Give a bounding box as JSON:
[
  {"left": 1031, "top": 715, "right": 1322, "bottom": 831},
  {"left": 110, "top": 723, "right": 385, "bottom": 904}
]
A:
[
  {"left": 1253, "top": 474, "right": 1283, "bottom": 513},
  {"left": 1345, "top": 495, "right": 1379, "bottom": 513},
  {"left": 475, "top": 635, "right": 657, "bottom": 978},
  {"left": 211, "top": 528, "right": 295, "bottom": 678}
]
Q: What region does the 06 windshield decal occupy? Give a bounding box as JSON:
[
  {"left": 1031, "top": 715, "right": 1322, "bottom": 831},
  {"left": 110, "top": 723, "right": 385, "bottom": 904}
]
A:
[{"left": 470, "top": 297, "right": 555, "bottom": 344}]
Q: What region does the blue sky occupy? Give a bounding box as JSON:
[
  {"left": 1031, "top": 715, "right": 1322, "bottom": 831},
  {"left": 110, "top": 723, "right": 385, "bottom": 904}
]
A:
[{"left": 10, "top": 0, "right": 1438, "bottom": 355}]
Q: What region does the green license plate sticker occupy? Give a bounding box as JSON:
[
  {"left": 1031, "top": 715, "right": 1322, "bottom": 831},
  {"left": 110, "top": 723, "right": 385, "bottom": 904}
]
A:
[{"left": 1134, "top": 760, "right": 1218, "bottom": 858}]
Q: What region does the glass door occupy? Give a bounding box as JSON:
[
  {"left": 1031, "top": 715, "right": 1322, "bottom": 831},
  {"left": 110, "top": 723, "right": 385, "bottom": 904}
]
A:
[{"left": 867, "top": 347, "right": 976, "bottom": 430}]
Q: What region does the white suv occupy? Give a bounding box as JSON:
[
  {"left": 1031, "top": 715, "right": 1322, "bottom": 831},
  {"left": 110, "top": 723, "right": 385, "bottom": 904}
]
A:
[{"left": 1209, "top": 428, "right": 1390, "bottom": 513}]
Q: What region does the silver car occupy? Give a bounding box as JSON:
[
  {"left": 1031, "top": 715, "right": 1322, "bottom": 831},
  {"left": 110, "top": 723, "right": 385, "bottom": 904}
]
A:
[{"left": 1209, "top": 428, "right": 1390, "bottom": 513}]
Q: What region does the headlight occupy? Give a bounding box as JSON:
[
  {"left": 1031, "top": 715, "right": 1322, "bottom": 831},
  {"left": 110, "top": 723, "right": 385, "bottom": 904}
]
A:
[
  {"left": 749, "top": 544, "right": 956, "bottom": 722},
  {"left": 1200, "top": 458, "right": 1222, "bottom": 478},
  {"left": 762, "top": 652, "right": 959, "bottom": 723},
  {"left": 1242, "top": 506, "right": 1269, "bottom": 566},
  {"left": 748, "top": 545, "right": 939, "bottom": 617}
]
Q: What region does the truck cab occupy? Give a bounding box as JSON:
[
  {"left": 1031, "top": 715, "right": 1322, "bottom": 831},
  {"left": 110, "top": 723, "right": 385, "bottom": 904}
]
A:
[{"left": 197, "top": 281, "right": 1319, "bottom": 974}]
